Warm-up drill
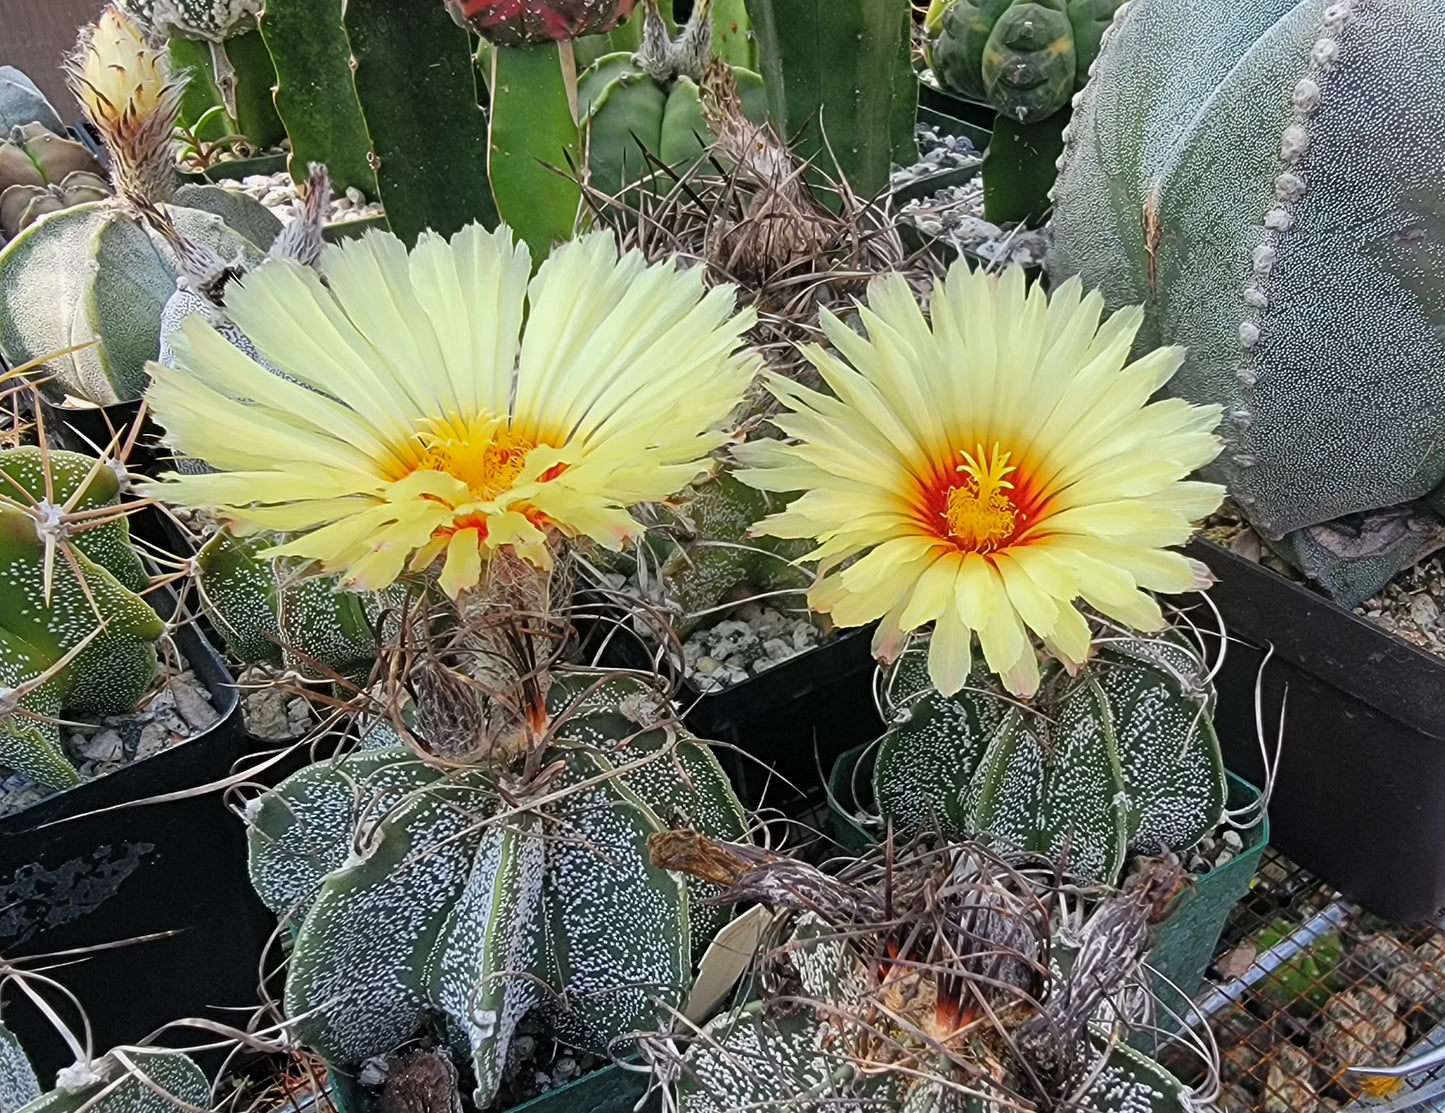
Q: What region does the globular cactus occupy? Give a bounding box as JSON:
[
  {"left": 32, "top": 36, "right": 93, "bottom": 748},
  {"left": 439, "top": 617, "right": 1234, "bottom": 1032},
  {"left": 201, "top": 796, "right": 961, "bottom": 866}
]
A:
[
  {"left": 0, "top": 70, "right": 64, "bottom": 136},
  {"left": 579, "top": 4, "right": 768, "bottom": 197},
  {"left": 870, "top": 632, "right": 1226, "bottom": 885},
  {"left": 930, "top": 0, "right": 1122, "bottom": 122},
  {"left": 0, "top": 8, "right": 281, "bottom": 405},
  {"left": 1048, "top": 0, "right": 1445, "bottom": 604},
  {"left": 194, "top": 529, "right": 391, "bottom": 681},
  {"left": 743, "top": 0, "right": 916, "bottom": 197},
  {"left": 245, "top": 671, "right": 748, "bottom": 1108},
  {"left": 0, "top": 447, "right": 163, "bottom": 789},
  {"left": 0, "top": 124, "right": 109, "bottom": 243},
  {"left": 655, "top": 837, "right": 1204, "bottom": 1113}
]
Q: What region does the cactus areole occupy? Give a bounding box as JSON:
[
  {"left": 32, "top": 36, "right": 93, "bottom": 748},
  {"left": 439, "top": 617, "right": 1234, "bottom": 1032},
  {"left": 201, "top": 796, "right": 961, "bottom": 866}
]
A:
[
  {"left": 447, "top": 0, "right": 638, "bottom": 45},
  {"left": 1048, "top": 0, "right": 1445, "bottom": 604}
]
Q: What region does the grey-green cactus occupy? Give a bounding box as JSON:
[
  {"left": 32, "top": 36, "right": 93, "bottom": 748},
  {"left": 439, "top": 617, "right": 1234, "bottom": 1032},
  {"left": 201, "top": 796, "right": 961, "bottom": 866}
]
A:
[
  {"left": 245, "top": 671, "right": 748, "bottom": 1108},
  {"left": 870, "top": 633, "right": 1226, "bottom": 884},
  {"left": 0, "top": 1022, "right": 40, "bottom": 1113},
  {"left": 0, "top": 70, "right": 64, "bottom": 136},
  {"left": 0, "top": 124, "right": 109, "bottom": 244},
  {"left": 1048, "top": 0, "right": 1445, "bottom": 604},
  {"left": 195, "top": 529, "right": 389, "bottom": 680},
  {"left": 930, "top": 0, "right": 1123, "bottom": 122},
  {"left": 0, "top": 447, "right": 163, "bottom": 789},
  {"left": 16, "top": 1051, "right": 208, "bottom": 1113}
]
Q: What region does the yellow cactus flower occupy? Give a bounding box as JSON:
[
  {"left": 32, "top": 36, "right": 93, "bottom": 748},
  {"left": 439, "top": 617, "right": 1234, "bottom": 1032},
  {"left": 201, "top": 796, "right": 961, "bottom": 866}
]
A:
[
  {"left": 144, "top": 224, "right": 758, "bottom": 597},
  {"left": 67, "top": 6, "right": 186, "bottom": 203},
  {"left": 734, "top": 264, "right": 1224, "bottom": 698}
]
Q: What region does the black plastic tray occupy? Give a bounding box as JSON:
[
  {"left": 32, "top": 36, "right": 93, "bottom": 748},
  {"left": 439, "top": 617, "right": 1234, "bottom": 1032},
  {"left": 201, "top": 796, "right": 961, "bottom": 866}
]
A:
[
  {"left": 1184, "top": 537, "right": 1445, "bottom": 923},
  {"left": 0, "top": 612, "right": 276, "bottom": 1082}
]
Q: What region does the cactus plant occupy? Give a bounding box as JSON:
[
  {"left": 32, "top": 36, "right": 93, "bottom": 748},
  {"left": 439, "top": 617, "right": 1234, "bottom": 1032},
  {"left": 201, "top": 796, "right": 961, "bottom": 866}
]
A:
[
  {"left": 448, "top": 0, "right": 639, "bottom": 45},
  {"left": 0, "top": 447, "right": 163, "bottom": 789},
  {"left": 0, "top": 8, "right": 281, "bottom": 405},
  {"left": 116, "top": 0, "right": 265, "bottom": 119},
  {"left": 246, "top": 671, "right": 749, "bottom": 1108},
  {"left": 0, "top": 124, "right": 109, "bottom": 243},
  {"left": 743, "top": 0, "right": 916, "bottom": 198},
  {"left": 15, "top": 1049, "right": 208, "bottom": 1113},
  {"left": 869, "top": 632, "right": 1227, "bottom": 885},
  {"left": 0, "top": 70, "right": 64, "bottom": 136},
  {"left": 653, "top": 835, "right": 1207, "bottom": 1113},
  {"left": 1048, "top": 0, "right": 1445, "bottom": 604},
  {"left": 0, "top": 1022, "right": 39, "bottom": 1113},
  {"left": 576, "top": 2, "right": 768, "bottom": 198},
  {"left": 930, "top": 0, "right": 1122, "bottom": 122}
]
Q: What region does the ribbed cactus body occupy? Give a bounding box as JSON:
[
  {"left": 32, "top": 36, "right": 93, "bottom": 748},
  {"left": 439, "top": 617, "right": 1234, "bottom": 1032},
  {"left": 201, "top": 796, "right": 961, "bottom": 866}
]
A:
[
  {"left": 0, "top": 70, "right": 63, "bottom": 135},
  {"left": 931, "top": 0, "right": 1122, "bottom": 121},
  {"left": 871, "top": 638, "right": 1225, "bottom": 884},
  {"left": 0, "top": 449, "right": 162, "bottom": 789},
  {"left": 579, "top": 54, "right": 768, "bottom": 197},
  {"left": 0, "top": 1022, "right": 39, "bottom": 1113},
  {"left": 452, "top": 0, "right": 639, "bottom": 46},
  {"left": 246, "top": 672, "right": 747, "bottom": 1108},
  {"left": 195, "top": 531, "right": 388, "bottom": 679},
  {"left": 14, "top": 1049, "right": 208, "bottom": 1113},
  {"left": 1048, "top": 0, "right": 1445, "bottom": 603},
  {"left": 0, "top": 189, "right": 278, "bottom": 404}
]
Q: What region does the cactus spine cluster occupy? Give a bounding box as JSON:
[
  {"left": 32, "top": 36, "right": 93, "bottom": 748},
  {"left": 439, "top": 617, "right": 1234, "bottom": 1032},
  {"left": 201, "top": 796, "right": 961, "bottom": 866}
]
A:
[
  {"left": 1048, "top": 0, "right": 1445, "bottom": 604},
  {"left": 870, "top": 633, "right": 1226, "bottom": 884},
  {"left": 0, "top": 448, "right": 162, "bottom": 789}
]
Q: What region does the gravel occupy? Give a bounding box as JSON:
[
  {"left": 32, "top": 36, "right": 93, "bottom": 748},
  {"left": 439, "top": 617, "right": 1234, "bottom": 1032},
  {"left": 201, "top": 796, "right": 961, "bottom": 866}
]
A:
[
  {"left": 685, "top": 601, "right": 823, "bottom": 692},
  {"left": 891, "top": 122, "right": 1050, "bottom": 269},
  {"left": 238, "top": 665, "right": 316, "bottom": 741},
  {"left": 221, "top": 171, "right": 384, "bottom": 226},
  {"left": 0, "top": 666, "right": 220, "bottom": 819}
]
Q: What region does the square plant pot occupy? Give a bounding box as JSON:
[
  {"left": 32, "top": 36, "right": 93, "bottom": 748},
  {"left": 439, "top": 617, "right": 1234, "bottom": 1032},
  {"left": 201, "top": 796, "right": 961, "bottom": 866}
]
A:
[
  {"left": 1186, "top": 537, "right": 1445, "bottom": 923},
  {"left": 825, "top": 743, "right": 1268, "bottom": 1016},
  {"left": 0, "top": 617, "right": 279, "bottom": 1084},
  {"left": 328, "top": 1061, "right": 660, "bottom": 1113}
]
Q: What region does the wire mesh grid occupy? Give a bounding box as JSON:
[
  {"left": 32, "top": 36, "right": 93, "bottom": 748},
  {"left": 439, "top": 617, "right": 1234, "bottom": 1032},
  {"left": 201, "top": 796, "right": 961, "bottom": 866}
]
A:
[{"left": 1166, "top": 848, "right": 1445, "bottom": 1112}]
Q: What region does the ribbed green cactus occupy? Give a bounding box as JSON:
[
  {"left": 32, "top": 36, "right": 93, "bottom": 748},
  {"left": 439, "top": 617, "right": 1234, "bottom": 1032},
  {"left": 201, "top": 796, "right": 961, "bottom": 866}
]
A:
[
  {"left": 245, "top": 671, "right": 748, "bottom": 1107},
  {"left": 871, "top": 634, "right": 1226, "bottom": 884},
  {"left": 168, "top": 30, "right": 287, "bottom": 151},
  {"left": 0, "top": 1022, "right": 40, "bottom": 1113},
  {"left": 194, "top": 529, "right": 395, "bottom": 680},
  {"left": 931, "top": 0, "right": 1122, "bottom": 122},
  {"left": 0, "top": 124, "right": 109, "bottom": 243},
  {"left": 15, "top": 1049, "right": 208, "bottom": 1113},
  {"left": 0, "top": 448, "right": 163, "bottom": 789},
  {"left": 118, "top": 0, "right": 267, "bottom": 120},
  {"left": 743, "top": 0, "right": 915, "bottom": 197},
  {"left": 1048, "top": 0, "right": 1445, "bottom": 604}
]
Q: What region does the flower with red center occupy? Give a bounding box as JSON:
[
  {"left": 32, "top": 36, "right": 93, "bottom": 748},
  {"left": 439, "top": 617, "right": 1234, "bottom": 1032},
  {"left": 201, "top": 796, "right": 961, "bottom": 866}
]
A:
[
  {"left": 734, "top": 264, "right": 1224, "bottom": 697},
  {"left": 143, "top": 224, "right": 757, "bottom": 597}
]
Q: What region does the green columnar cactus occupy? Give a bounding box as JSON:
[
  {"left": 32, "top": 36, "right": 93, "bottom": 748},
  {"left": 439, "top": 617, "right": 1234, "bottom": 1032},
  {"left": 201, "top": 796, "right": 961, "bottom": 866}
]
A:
[
  {"left": 743, "top": 0, "right": 916, "bottom": 197},
  {"left": 168, "top": 30, "right": 287, "bottom": 151},
  {"left": 931, "top": 0, "right": 1122, "bottom": 122},
  {"left": 257, "top": 0, "right": 495, "bottom": 246},
  {"left": 245, "top": 671, "right": 748, "bottom": 1108},
  {"left": 117, "top": 0, "right": 266, "bottom": 119},
  {"left": 195, "top": 529, "right": 389, "bottom": 680},
  {"left": 1048, "top": 0, "right": 1445, "bottom": 604},
  {"left": 870, "top": 634, "right": 1226, "bottom": 884},
  {"left": 0, "top": 448, "right": 163, "bottom": 788}
]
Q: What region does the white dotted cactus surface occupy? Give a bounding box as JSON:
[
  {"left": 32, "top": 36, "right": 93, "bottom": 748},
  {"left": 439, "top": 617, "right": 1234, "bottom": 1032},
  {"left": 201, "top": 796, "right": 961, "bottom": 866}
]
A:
[
  {"left": 115, "top": 0, "right": 264, "bottom": 41},
  {"left": 0, "top": 1023, "right": 39, "bottom": 1113},
  {"left": 245, "top": 673, "right": 748, "bottom": 1108},
  {"left": 871, "top": 636, "right": 1225, "bottom": 885},
  {"left": 14, "top": 1050, "right": 208, "bottom": 1113},
  {"left": 1049, "top": 0, "right": 1445, "bottom": 602}
]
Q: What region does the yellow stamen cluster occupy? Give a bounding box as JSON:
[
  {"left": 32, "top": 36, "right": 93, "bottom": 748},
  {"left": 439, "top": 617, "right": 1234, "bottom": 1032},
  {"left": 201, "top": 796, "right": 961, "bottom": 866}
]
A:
[{"left": 944, "top": 444, "right": 1019, "bottom": 553}]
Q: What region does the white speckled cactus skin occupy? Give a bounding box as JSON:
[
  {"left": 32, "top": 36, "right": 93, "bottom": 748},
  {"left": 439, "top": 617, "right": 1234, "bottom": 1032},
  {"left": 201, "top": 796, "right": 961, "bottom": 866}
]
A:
[
  {"left": 1048, "top": 0, "right": 1445, "bottom": 602},
  {"left": 116, "top": 0, "right": 264, "bottom": 41}
]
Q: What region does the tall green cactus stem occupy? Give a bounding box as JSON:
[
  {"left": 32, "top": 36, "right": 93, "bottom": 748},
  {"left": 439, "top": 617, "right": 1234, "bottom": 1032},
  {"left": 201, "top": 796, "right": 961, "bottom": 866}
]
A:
[
  {"left": 168, "top": 30, "right": 286, "bottom": 151},
  {"left": 246, "top": 672, "right": 748, "bottom": 1109},
  {"left": 258, "top": 0, "right": 378, "bottom": 197},
  {"left": 489, "top": 43, "right": 585, "bottom": 256},
  {"left": 743, "top": 0, "right": 916, "bottom": 198},
  {"left": 1048, "top": 0, "right": 1445, "bottom": 604},
  {"left": 195, "top": 530, "right": 390, "bottom": 680},
  {"left": 871, "top": 635, "right": 1226, "bottom": 885},
  {"left": 116, "top": 0, "right": 266, "bottom": 119},
  {"left": 0, "top": 448, "right": 162, "bottom": 788},
  {"left": 0, "top": 189, "right": 278, "bottom": 404},
  {"left": 981, "top": 108, "right": 1068, "bottom": 227}
]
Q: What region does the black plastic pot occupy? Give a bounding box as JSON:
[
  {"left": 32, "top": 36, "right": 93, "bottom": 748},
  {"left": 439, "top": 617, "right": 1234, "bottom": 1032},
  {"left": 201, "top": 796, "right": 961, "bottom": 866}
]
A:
[
  {"left": 328, "top": 1061, "right": 658, "bottom": 1113},
  {"left": 1184, "top": 537, "right": 1445, "bottom": 923},
  {"left": 0, "top": 618, "right": 278, "bottom": 1083}
]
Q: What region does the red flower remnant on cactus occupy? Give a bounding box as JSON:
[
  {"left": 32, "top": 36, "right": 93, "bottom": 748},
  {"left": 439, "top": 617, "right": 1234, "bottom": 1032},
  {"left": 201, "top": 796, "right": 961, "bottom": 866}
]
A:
[{"left": 448, "top": 0, "right": 638, "bottom": 45}]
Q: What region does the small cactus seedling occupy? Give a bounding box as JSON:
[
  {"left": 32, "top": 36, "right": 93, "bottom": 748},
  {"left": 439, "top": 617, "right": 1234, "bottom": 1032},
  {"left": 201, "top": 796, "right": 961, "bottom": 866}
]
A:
[
  {"left": 869, "top": 631, "right": 1226, "bottom": 885},
  {"left": 0, "top": 446, "right": 163, "bottom": 788},
  {"left": 1049, "top": 0, "right": 1445, "bottom": 603},
  {"left": 246, "top": 671, "right": 749, "bottom": 1108}
]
